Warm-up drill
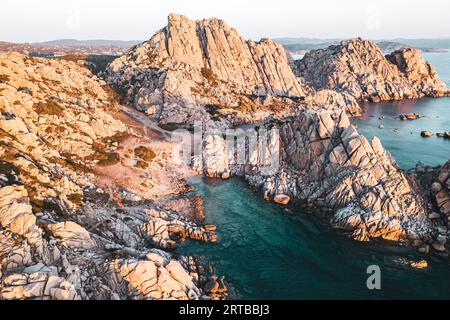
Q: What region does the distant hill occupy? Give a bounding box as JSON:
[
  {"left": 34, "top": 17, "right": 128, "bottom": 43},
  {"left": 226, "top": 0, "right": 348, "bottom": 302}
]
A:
[
  {"left": 390, "top": 38, "right": 450, "bottom": 49},
  {"left": 33, "top": 39, "right": 142, "bottom": 47}
]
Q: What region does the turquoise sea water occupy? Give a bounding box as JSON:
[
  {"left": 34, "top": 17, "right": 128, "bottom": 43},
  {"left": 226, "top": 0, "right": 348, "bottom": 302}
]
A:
[
  {"left": 353, "top": 52, "right": 450, "bottom": 169},
  {"left": 179, "top": 177, "right": 450, "bottom": 299},
  {"left": 179, "top": 51, "right": 450, "bottom": 300},
  {"left": 353, "top": 97, "right": 450, "bottom": 169}
]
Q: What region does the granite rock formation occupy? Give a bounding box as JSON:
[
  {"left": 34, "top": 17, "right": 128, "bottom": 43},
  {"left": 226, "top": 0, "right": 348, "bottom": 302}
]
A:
[
  {"left": 105, "top": 14, "right": 360, "bottom": 127},
  {"left": 194, "top": 108, "right": 447, "bottom": 250},
  {"left": 295, "top": 38, "right": 449, "bottom": 102},
  {"left": 0, "top": 52, "right": 224, "bottom": 300}
]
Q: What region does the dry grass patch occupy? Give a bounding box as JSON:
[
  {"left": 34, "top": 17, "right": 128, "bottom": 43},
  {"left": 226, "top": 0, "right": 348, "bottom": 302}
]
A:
[{"left": 34, "top": 100, "right": 64, "bottom": 116}]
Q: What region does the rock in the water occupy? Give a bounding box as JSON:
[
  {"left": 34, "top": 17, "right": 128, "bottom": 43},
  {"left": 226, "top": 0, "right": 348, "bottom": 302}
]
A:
[
  {"left": 410, "top": 260, "right": 428, "bottom": 269},
  {"left": 274, "top": 194, "right": 290, "bottom": 205},
  {"left": 400, "top": 113, "right": 421, "bottom": 120}
]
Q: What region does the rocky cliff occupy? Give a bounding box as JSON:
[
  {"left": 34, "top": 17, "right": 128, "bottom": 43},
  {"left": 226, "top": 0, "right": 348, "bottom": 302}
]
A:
[
  {"left": 0, "top": 52, "right": 225, "bottom": 300},
  {"left": 194, "top": 108, "right": 448, "bottom": 251},
  {"left": 295, "top": 38, "right": 449, "bottom": 102},
  {"left": 105, "top": 14, "right": 360, "bottom": 127}
]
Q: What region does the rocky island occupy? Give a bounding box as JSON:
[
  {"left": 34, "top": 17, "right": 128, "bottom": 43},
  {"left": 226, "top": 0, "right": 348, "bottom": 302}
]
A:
[{"left": 0, "top": 13, "right": 449, "bottom": 300}]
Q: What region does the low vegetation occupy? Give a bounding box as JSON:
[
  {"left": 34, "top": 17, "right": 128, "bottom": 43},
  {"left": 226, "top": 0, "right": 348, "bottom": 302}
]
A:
[
  {"left": 134, "top": 146, "right": 156, "bottom": 162},
  {"left": 96, "top": 151, "right": 121, "bottom": 166},
  {"left": 34, "top": 99, "right": 64, "bottom": 116},
  {"left": 86, "top": 55, "right": 118, "bottom": 75},
  {"left": 236, "top": 96, "right": 256, "bottom": 113},
  {"left": 67, "top": 193, "right": 84, "bottom": 206},
  {"left": 56, "top": 54, "right": 87, "bottom": 63},
  {"left": 134, "top": 160, "right": 149, "bottom": 170},
  {"left": 201, "top": 67, "right": 218, "bottom": 85}
]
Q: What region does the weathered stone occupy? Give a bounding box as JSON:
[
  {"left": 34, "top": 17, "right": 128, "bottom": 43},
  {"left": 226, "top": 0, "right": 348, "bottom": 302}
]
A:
[
  {"left": 295, "top": 39, "right": 449, "bottom": 101},
  {"left": 47, "top": 221, "right": 96, "bottom": 249},
  {"left": 274, "top": 194, "right": 290, "bottom": 205},
  {"left": 410, "top": 260, "right": 428, "bottom": 269}
]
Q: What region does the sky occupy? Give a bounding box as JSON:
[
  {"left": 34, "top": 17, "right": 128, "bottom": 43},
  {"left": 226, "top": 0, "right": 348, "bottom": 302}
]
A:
[{"left": 1, "top": 0, "right": 450, "bottom": 43}]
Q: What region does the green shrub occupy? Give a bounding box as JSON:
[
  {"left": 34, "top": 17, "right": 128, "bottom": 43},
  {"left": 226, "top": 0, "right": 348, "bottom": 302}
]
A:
[
  {"left": 105, "top": 131, "right": 132, "bottom": 145},
  {"left": 134, "top": 146, "right": 156, "bottom": 162},
  {"left": 67, "top": 193, "right": 84, "bottom": 206},
  {"left": 56, "top": 54, "right": 86, "bottom": 63},
  {"left": 135, "top": 160, "right": 149, "bottom": 170},
  {"left": 201, "top": 67, "right": 218, "bottom": 85},
  {"left": 96, "top": 152, "right": 121, "bottom": 166}
]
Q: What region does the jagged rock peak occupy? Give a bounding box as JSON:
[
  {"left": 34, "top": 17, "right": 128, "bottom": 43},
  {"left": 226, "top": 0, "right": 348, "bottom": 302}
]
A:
[
  {"left": 155, "top": 13, "right": 304, "bottom": 96},
  {"left": 295, "top": 38, "right": 449, "bottom": 102},
  {"left": 105, "top": 14, "right": 309, "bottom": 126}
]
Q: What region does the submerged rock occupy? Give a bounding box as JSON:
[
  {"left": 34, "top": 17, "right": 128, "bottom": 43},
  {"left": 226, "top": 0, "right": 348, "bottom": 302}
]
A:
[{"left": 421, "top": 131, "right": 433, "bottom": 137}]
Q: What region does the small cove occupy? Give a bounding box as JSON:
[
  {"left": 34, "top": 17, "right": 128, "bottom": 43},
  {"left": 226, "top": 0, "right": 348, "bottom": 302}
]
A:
[{"left": 179, "top": 51, "right": 450, "bottom": 299}]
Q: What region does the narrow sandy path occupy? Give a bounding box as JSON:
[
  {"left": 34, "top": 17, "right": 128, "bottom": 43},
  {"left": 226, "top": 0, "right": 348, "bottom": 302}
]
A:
[{"left": 93, "top": 105, "right": 195, "bottom": 202}]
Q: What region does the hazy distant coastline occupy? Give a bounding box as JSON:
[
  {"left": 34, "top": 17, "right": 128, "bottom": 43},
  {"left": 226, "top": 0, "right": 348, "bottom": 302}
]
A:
[{"left": 1, "top": 37, "right": 449, "bottom": 57}]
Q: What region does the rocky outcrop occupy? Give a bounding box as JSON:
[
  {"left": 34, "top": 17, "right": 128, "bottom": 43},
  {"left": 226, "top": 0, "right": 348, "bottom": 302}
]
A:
[
  {"left": 194, "top": 108, "right": 444, "bottom": 246},
  {"left": 433, "top": 162, "right": 450, "bottom": 217},
  {"left": 303, "top": 89, "right": 361, "bottom": 115},
  {"left": 0, "top": 52, "right": 225, "bottom": 300},
  {"left": 295, "top": 38, "right": 449, "bottom": 102},
  {"left": 386, "top": 48, "right": 448, "bottom": 96},
  {"left": 105, "top": 253, "right": 203, "bottom": 300},
  {"left": 0, "top": 183, "right": 221, "bottom": 300},
  {"left": 0, "top": 52, "right": 127, "bottom": 210},
  {"left": 105, "top": 14, "right": 359, "bottom": 127},
  {"left": 413, "top": 160, "right": 450, "bottom": 218}
]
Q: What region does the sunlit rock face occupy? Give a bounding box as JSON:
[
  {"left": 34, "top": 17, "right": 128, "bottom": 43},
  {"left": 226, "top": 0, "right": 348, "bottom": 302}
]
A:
[
  {"left": 194, "top": 108, "right": 447, "bottom": 245},
  {"left": 105, "top": 14, "right": 361, "bottom": 127},
  {"left": 295, "top": 38, "right": 449, "bottom": 102},
  {"left": 0, "top": 52, "right": 127, "bottom": 209},
  {"left": 0, "top": 53, "right": 222, "bottom": 301}
]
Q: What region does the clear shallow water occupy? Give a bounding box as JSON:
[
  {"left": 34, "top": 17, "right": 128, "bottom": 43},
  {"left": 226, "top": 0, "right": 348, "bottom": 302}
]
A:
[
  {"left": 180, "top": 177, "right": 450, "bottom": 300},
  {"left": 179, "top": 52, "right": 450, "bottom": 300},
  {"left": 353, "top": 51, "right": 450, "bottom": 170},
  {"left": 353, "top": 97, "right": 450, "bottom": 169}
]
